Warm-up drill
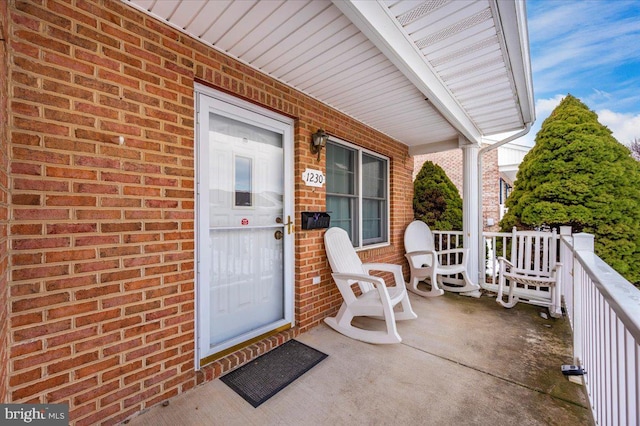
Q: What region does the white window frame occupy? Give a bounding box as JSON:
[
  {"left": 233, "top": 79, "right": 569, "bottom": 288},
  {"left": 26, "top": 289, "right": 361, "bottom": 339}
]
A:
[{"left": 326, "top": 137, "right": 390, "bottom": 250}]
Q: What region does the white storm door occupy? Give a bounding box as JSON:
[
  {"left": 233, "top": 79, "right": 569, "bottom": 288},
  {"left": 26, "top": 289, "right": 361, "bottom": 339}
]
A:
[{"left": 196, "top": 89, "right": 294, "bottom": 365}]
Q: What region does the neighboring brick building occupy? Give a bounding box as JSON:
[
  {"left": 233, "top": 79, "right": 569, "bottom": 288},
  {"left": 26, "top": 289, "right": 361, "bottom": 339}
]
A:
[{"left": 413, "top": 147, "right": 501, "bottom": 232}]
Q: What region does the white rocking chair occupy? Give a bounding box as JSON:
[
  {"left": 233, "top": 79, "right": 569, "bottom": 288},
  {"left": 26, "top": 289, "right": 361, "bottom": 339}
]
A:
[
  {"left": 496, "top": 227, "right": 562, "bottom": 318},
  {"left": 404, "top": 220, "right": 479, "bottom": 297},
  {"left": 323, "top": 227, "right": 417, "bottom": 344}
]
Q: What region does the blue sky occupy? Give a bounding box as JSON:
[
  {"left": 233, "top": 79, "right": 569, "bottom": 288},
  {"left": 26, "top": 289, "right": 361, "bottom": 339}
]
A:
[{"left": 515, "top": 0, "right": 640, "bottom": 147}]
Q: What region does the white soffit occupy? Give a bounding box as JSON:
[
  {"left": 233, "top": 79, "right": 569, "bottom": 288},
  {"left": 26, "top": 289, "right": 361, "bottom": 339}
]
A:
[{"left": 124, "top": 0, "right": 533, "bottom": 154}]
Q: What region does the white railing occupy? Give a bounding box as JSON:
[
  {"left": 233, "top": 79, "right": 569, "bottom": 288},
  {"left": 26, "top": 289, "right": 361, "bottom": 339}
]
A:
[
  {"left": 435, "top": 226, "right": 640, "bottom": 424},
  {"left": 563, "top": 233, "right": 640, "bottom": 426},
  {"left": 482, "top": 230, "right": 512, "bottom": 289},
  {"left": 431, "top": 230, "right": 466, "bottom": 286}
]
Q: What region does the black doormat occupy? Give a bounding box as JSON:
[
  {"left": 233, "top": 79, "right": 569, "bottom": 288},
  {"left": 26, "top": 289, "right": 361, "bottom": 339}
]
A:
[{"left": 220, "top": 339, "right": 328, "bottom": 407}]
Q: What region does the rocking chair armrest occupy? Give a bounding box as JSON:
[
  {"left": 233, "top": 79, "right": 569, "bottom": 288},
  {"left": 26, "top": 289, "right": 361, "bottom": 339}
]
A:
[
  {"left": 435, "top": 248, "right": 468, "bottom": 264},
  {"left": 331, "top": 272, "right": 385, "bottom": 286},
  {"left": 497, "top": 257, "right": 513, "bottom": 275},
  {"left": 362, "top": 262, "right": 402, "bottom": 274},
  {"left": 550, "top": 262, "right": 563, "bottom": 276},
  {"left": 330, "top": 272, "right": 390, "bottom": 306},
  {"left": 361, "top": 263, "right": 408, "bottom": 291},
  {"left": 436, "top": 248, "right": 468, "bottom": 256},
  {"left": 362, "top": 263, "right": 406, "bottom": 288},
  {"left": 497, "top": 256, "right": 513, "bottom": 267},
  {"left": 405, "top": 250, "right": 438, "bottom": 261}
]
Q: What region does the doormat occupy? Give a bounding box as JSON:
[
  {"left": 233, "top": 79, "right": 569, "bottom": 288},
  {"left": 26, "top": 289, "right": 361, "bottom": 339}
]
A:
[{"left": 220, "top": 339, "right": 328, "bottom": 407}]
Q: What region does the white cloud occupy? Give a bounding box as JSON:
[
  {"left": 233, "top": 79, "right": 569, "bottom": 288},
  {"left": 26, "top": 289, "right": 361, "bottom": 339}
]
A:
[
  {"left": 597, "top": 110, "right": 640, "bottom": 145},
  {"left": 535, "top": 95, "right": 565, "bottom": 117}
]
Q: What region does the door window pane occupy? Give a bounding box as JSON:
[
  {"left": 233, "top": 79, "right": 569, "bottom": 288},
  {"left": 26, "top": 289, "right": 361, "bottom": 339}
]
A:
[{"left": 235, "top": 156, "right": 252, "bottom": 207}]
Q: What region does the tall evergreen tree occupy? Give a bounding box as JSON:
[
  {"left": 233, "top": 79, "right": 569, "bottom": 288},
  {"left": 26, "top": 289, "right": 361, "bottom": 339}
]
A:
[
  {"left": 501, "top": 95, "right": 640, "bottom": 285},
  {"left": 413, "top": 161, "right": 462, "bottom": 230}
]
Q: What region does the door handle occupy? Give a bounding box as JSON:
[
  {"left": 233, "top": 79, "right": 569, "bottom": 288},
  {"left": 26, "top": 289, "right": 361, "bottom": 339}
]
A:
[
  {"left": 274, "top": 230, "right": 283, "bottom": 240},
  {"left": 285, "top": 215, "right": 293, "bottom": 234}
]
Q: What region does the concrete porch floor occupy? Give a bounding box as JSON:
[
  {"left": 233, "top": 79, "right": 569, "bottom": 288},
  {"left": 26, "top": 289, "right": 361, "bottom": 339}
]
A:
[{"left": 127, "top": 291, "right": 592, "bottom": 425}]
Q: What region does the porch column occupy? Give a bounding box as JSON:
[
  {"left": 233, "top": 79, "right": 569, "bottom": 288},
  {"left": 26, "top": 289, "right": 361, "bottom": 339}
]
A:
[{"left": 461, "top": 142, "right": 480, "bottom": 285}]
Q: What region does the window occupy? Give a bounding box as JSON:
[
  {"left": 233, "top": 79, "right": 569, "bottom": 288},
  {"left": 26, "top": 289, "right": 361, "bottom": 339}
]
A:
[
  {"left": 234, "top": 156, "right": 252, "bottom": 207},
  {"left": 326, "top": 140, "right": 389, "bottom": 247}
]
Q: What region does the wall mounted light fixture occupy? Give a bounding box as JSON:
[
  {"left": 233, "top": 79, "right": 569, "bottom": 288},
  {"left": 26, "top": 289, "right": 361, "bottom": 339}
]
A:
[{"left": 311, "top": 129, "right": 328, "bottom": 161}]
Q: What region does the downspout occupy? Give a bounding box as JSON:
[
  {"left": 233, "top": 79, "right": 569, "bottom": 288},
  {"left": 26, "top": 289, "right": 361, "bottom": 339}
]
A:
[{"left": 476, "top": 123, "right": 532, "bottom": 287}]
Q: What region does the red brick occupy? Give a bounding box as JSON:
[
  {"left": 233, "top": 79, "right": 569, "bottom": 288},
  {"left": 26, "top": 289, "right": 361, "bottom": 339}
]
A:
[
  {"left": 74, "top": 356, "right": 120, "bottom": 380},
  {"left": 46, "top": 275, "right": 97, "bottom": 291},
  {"left": 72, "top": 380, "right": 119, "bottom": 406},
  {"left": 47, "top": 326, "right": 98, "bottom": 348},
  {"left": 101, "top": 360, "right": 143, "bottom": 383},
  {"left": 100, "top": 269, "right": 140, "bottom": 283},
  {"left": 123, "top": 322, "right": 161, "bottom": 340},
  {"left": 101, "top": 292, "right": 143, "bottom": 309},
  {"left": 46, "top": 249, "right": 96, "bottom": 263},
  {"left": 74, "top": 259, "right": 119, "bottom": 274},
  {"left": 12, "top": 293, "right": 70, "bottom": 313},
  {"left": 124, "top": 301, "right": 161, "bottom": 315},
  {"left": 47, "top": 351, "right": 99, "bottom": 375},
  {"left": 47, "top": 376, "right": 99, "bottom": 402},
  {"left": 12, "top": 193, "right": 41, "bottom": 205},
  {"left": 74, "top": 235, "right": 120, "bottom": 246},
  {"left": 13, "top": 346, "right": 72, "bottom": 372},
  {"left": 9, "top": 367, "right": 42, "bottom": 387},
  {"left": 125, "top": 342, "right": 161, "bottom": 362},
  {"left": 75, "top": 284, "right": 120, "bottom": 300},
  {"left": 75, "top": 332, "right": 120, "bottom": 354},
  {"left": 12, "top": 252, "right": 42, "bottom": 266},
  {"left": 12, "top": 264, "right": 69, "bottom": 281},
  {"left": 47, "top": 223, "right": 97, "bottom": 234},
  {"left": 46, "top": 195, "right": 97, "bottom": 206},
  {"left": 75, "top": 308, "right": 120, "bottom": 328},
  {"left": 100, "top": 383, "right": 141, "bottom": 407},
  {"left": 11, "top": 311, "right": 43, "bottom": 327},
  {"left": 11, "top": 340, "right": 43, "bottom": 358},
  {"left": 47, "top": 300, "right": 97, "bottom": 319},
  {"left": 14, "top": 209, "right": 71, "bottom": 221},
  {"left": 12, "top": 374, "right": 70, "bottom": 400}
]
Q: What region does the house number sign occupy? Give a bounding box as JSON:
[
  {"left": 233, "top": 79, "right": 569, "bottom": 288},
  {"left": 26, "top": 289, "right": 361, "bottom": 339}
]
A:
[{"left": 302, "top": 168, "right": 325, "bottom": 187}]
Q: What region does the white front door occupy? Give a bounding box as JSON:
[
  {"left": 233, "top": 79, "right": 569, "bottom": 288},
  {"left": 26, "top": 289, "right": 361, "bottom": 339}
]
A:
[{"left": 196, "top": 87, "right": 294, "bottom": 366}]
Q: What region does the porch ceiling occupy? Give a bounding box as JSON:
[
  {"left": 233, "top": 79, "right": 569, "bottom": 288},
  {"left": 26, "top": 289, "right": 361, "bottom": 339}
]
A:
[{"left": 124, "top": 0, "right": 534, "bottom": 155}]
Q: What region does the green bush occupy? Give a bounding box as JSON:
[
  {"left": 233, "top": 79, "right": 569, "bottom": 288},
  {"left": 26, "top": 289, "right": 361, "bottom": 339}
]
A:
[
  {"left": 413, "top": 161, "right": 462, "bottom": 230},
  {"left": 501, "top": 95, "right": 640, "bottom": 286}
]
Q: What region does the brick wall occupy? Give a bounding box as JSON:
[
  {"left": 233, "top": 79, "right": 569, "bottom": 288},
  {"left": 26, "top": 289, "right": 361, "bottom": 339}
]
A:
[
  {"left": 413, "top": 148, "right": 501, "bottom": 232},
  {"left": 6, "top": 1, "right": 414, "bottom": 424},
  {"left": 0, "top": 0, "right": 10, "bottom": 404},
  {"left": 481, "top": 148, "right": 500, "bottom": 231}
]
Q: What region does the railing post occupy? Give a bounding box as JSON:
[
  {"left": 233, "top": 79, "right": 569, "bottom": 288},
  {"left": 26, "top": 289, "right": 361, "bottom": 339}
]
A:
[
  {"left": 571, "top": 233, "right": 595, "bottom": 366},
  {"left": 559, "top": 226, "right": 573, "bottom": 322},
  {"left": 573, "top": 232, "right": 595, "bottom": 252}
]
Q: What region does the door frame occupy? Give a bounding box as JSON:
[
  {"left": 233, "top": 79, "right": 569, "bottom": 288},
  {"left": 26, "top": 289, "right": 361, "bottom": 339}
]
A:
[{"left": 194, "top": 84, "right": 295, "bottom": 369}]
